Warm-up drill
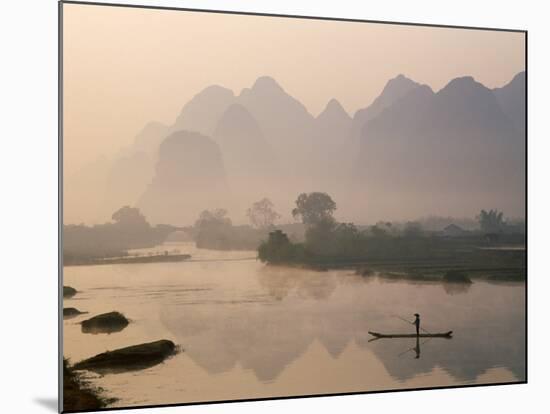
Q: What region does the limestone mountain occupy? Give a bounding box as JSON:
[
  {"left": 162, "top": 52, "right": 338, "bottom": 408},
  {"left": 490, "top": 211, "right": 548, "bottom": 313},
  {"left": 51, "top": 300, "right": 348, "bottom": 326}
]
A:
[
  {"left": 172, "top": 85, "right": 236, "bottom": 137},
  {"left": 213, "top": 103, "right": 278, "bottom": 180},
  {"left": 237, "top": 76, "right": 316, "bottom": 176},
  {"left": 137, "top": 130, "right": 229, "bottom": 225},
  {"left": 493, "top": 71, "right": 526, "bottom": 136},
  {"left": 308, "top": 98, "right": 352, "bottom": 183},
  {"left": 349, "top": 75, "right": 421, "bottom": 150},
  {"left": 71, "top": 72, "right": 525, "bottom": 225},
  {"left": 353, "top": 75, "right": 525, "bottom": 219}
]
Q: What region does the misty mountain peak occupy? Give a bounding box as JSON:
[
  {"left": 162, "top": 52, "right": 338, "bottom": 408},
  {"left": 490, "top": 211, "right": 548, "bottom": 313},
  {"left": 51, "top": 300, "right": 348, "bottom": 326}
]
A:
[
  {"left": 251, "top": 76, "right": 284, "bottom": 93},
  {"left": 495, "top": 71, "right": 525, "bottom": 91},
  {"left": 439, "top": 76, "right": 487, "bottom": 95},
  {"left": 511, "top": 71, "right": 526, "bottom": 84},
  {"left": 158, "top": 130, "right": 220, "bottom": 158},
  {"left": 196, "top": 84, "right": 235, "bottom": 99},
  {"left": 493, "top": 71, "right": 526, "bottom": 135},
  {"left": 318, "top": 98, "right": 350, "bottom": 120},
  {"left": 127, "top": 121, "right": 171, "bottom": 158},
  {"left": 215, "top": 103, "right": 260, "bottom": 136},
  {"left": 381, "top": 74, "right": 420, "bottom": 97},
  {"left": 172, "top": 84, "right": 236, "bottom": 137},
  {"left": 352, "top": 74, "right": 421, "bottom": 123},
  {"left": 436, "top": 76, "right": 501, "bottom": 117},
  {"left": 407, "top": 84, "right": 435, "bottom": 99}
]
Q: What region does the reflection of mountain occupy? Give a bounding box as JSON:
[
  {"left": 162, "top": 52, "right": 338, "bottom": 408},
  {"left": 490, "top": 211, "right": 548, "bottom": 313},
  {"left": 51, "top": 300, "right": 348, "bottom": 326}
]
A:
[
  {"left": 137, "top": 130, "right": 229, "bottom": 225},
  {"left": 159, "top": 267, "right": 524, "bottom": 384},
  {"left": 364, "top": 307, "right": 525, "bottom": 383},
  {"left": 170, "top": 306, "right": 316, "bottom": 382},
  {"left": 442, "top": 281, "right": 472, "bottom": 295},
  {"left": 357, "top": 279, "right": 525, "bottom": 382}
]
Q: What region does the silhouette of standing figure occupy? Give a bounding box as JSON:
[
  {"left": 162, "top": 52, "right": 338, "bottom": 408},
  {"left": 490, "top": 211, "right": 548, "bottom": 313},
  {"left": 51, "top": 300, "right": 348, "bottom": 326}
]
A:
[
  {"left": 413, "top": 313, "right": 420, "bottom": 336},
  {"left": 414, "top": 336, "right": 421, "bottom": 359}
]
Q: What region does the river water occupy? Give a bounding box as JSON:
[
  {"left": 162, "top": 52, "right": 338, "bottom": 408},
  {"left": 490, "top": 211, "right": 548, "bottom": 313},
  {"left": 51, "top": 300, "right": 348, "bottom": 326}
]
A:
[{"left": 63, "top": 242, "right": 526, "bottom": 408}]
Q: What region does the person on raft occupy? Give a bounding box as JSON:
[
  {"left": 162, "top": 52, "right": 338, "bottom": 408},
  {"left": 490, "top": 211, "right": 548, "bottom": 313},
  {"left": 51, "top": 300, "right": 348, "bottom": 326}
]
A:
[{"left": 412, "top": 313, "right": 420, "bottom": 336}]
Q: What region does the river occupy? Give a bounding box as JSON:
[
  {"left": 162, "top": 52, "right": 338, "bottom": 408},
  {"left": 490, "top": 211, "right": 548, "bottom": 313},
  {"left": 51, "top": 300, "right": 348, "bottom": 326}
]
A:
[{"left": 63, "top": 242, "right": 526, "bottom": 408}]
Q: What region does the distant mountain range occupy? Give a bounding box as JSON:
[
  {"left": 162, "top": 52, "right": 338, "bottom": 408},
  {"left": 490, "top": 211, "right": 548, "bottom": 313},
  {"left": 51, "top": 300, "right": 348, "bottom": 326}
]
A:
[
  {"left": 66, "top": 71, "right": 525, "bottom": 226},
  {"left": 353, "top": 75, "right": 525, "bottom": 220}
]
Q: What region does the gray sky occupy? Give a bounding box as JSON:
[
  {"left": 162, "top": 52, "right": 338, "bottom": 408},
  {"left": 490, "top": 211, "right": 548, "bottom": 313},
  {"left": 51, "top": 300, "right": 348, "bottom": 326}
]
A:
[{"left": 63, "top": 3, "right": 525, "bottom": 175}]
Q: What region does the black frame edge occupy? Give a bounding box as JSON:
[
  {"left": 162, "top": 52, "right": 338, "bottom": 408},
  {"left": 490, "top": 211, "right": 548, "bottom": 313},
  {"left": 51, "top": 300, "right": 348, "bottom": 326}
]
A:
[{"left": 59, "top": 0, "right": 527, "bottom": 33}]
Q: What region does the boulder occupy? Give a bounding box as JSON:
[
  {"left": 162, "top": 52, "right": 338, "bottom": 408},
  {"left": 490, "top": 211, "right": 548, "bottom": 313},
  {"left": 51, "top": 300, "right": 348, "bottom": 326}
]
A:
[
  {"left": 73, "top": 340, "right": 177, "bottom": 373},
  {"left": 81, "top": 311, "right": 129, "bottom": 334},
  {"left": 63, "top": 286, "right": 77, "bottom": 298},
  {"left": 63, "top": 307, "right": 86, "bottom": 319}
]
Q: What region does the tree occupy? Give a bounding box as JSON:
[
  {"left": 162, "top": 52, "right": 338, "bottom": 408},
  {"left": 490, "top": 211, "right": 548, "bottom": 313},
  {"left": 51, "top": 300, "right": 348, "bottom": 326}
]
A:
[
  {"left": 194, "top": 209, "right": 233, "bottom": 249},
  {"left": 403, "top": 221, "right": 423, "bottom": 238},
  {"left": 291, "top": 192, "right": 337, "bottom": 226},
  {"left": 194, "top": 209, "right": 232, "bottom": 229},
  {"left": 331, "top": 223, "right": 364, "bottom": 257},
  {"left": 478, "top": 209, "right": 505, "bottom": 233},
  {"left": 111, "top": 206, "right": 149, "bottom": 227},
  {"left": 304, "top": 217, "right": 337, "bottom": 255},
  {"left": 258, "top": 230, "right": 306, "bottom": 263},
  {"left": 246, "top": 198, "right": 280, "bottom": 229},
  {"left": 371, "top": 222, "right": 392, "bottom": 238}
]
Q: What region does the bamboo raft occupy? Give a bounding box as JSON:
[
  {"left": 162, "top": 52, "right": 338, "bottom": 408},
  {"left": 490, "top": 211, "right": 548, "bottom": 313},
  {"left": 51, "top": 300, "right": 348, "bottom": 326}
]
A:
[{"left": 368, "top": 331, "right": 453, "bottom": 339}]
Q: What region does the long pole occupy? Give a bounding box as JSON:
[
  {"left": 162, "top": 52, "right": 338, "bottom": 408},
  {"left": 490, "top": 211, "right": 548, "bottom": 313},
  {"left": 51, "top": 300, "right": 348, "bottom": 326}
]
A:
[
  {"left": 398, "top": 336, "right": 434, "bottom": 358},
  {"left": 392, "top": 314, "right": 432, "bottom": 334}
]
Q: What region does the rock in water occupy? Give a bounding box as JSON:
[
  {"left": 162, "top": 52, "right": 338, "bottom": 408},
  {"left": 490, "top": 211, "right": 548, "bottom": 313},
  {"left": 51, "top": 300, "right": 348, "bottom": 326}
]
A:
[
  {"left": 63, "top": 286, "right": 77, "bottom": 298},
  {"left": 81, "top": 311, "right": 129, "bottom": 334},
  {"left": 63, "top": 307, "right": 86, "bottom": 319},
  {"left": 73, "top": 340, "right": 177, "bottom": 373}
]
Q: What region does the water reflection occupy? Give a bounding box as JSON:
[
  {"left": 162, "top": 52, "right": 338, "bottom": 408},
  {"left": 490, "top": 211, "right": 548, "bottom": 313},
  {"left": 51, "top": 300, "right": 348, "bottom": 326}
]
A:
[
  {"left": 395, "top": 337, "right": 423, "bottom": 359},
  {"left": 158, "top": 265, "right": 524, "bottom": 384},
  {"left": 442, "top": 282, "right": 472, "bottom": 295}
]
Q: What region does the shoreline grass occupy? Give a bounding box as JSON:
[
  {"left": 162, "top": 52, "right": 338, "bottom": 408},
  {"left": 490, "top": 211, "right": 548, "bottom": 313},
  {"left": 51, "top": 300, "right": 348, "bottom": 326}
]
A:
[{"left": 63, "top": 358, "right": 112, "bottom": 412}]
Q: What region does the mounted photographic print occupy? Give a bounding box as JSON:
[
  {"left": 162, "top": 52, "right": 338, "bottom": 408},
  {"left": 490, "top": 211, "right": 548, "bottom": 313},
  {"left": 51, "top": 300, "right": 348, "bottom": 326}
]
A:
[{"left": 60, "top": 1, "right": 527, "bottom": 412}]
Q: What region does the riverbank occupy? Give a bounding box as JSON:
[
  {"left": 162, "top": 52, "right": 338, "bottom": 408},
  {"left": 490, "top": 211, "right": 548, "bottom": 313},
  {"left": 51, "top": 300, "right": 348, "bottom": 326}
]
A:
[
  {"left": 258, "top": 229, "right": 525, "bottom": 282},
  {"left": 266, "top": 251, "right": 526, "bottom": 282},
  {"left": 63, "top": 358, "right": 108, "bottom": 412},
  {"left": 64, "top": 253, "right": 192, "bottom": 267}
]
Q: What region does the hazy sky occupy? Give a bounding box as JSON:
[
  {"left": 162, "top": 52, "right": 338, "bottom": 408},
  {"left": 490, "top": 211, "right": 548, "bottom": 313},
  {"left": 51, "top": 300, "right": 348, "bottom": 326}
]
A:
[{"left": 63, "top": 3, "right": 525, "bottom": 175}]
